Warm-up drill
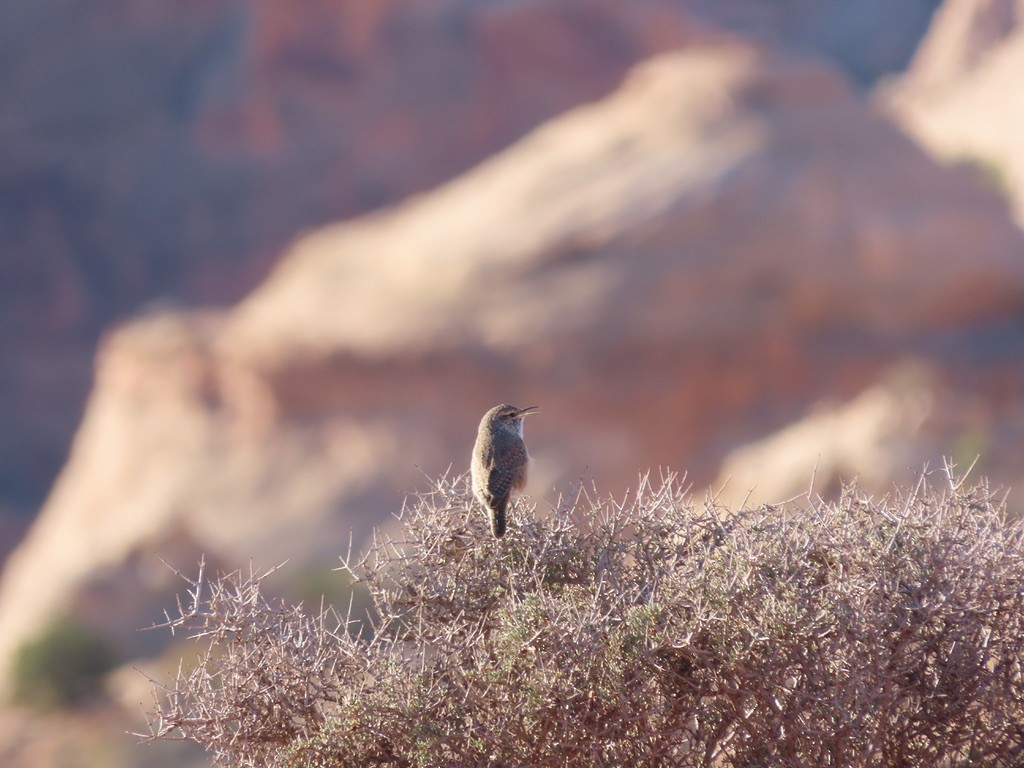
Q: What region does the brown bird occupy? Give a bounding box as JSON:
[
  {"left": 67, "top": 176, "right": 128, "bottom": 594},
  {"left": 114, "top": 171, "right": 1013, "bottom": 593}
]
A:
[{"left": 471, "top": 404, "right": 538, "bottom": 537}]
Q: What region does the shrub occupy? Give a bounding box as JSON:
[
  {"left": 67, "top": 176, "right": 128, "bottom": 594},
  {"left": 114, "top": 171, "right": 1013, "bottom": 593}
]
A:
[
  {"left": 11, "top": 615, "right": 118, "bottom": 711},
  {"left": 283, "top": 565, "right": 374, "bottom": 641},
  {"left": 144, "top": 470, "right": 1024, "bottom": 767}
]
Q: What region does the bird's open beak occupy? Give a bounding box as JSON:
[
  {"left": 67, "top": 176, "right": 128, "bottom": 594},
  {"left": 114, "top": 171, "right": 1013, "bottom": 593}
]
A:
[{"left": 517, "top": 406, "right": 540, "bottom": 416}]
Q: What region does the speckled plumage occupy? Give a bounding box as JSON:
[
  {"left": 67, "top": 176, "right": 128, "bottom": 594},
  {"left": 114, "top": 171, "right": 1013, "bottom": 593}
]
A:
[{"left": 471, "top": 404, "right": 537, "bottom": 537}]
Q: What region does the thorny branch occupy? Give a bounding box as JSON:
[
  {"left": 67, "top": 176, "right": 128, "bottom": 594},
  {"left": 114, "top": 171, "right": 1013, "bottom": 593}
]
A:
[{"left": 143, "top": 471, "right": 1024, "bottom": 767}]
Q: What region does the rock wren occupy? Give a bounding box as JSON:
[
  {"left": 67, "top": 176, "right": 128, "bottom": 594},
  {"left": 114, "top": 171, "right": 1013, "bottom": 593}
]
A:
[{"left": 471, "top": 404, "right": 538, "bottom": 538}]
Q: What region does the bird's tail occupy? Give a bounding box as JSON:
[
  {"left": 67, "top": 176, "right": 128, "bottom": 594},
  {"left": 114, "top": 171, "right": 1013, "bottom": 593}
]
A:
[{"left": 490, "top": 501, "right": 507, "bottom": 538}]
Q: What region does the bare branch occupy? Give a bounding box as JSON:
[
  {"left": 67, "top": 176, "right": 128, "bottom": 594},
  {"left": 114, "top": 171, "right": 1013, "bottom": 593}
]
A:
[{"left": 144, "top": 469, "right": 1024, "bottom": 767}]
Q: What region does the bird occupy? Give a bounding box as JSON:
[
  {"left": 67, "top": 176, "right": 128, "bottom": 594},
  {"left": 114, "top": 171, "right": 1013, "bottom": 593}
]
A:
[{"left": 471, "top": 404, "right": 538, "bottom": 538}]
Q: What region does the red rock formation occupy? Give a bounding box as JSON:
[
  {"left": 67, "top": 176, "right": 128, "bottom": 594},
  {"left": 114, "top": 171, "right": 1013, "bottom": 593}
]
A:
[
  {"left": 0, "top": 0, "right": 707, "bottom": 526},
  {"left": 3, "top": 39, "right": 1024, "bottom": 695},
  {"left": 0, "top": 0, "right": 943, "bottom": 533}
]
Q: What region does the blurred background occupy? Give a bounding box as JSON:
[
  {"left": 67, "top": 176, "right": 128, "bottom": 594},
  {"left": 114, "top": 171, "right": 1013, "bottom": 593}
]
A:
[{"left": 2, "top": 0, "right": 1024, "bottom": 765}]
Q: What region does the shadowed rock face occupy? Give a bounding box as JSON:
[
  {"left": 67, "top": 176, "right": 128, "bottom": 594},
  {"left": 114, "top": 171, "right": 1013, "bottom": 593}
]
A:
[
  {"left": 697, "top": 0, "right": 943, "bottom": 86},
  {"left": 2, "top": 37, "right": 1024, "bottom": 691}
]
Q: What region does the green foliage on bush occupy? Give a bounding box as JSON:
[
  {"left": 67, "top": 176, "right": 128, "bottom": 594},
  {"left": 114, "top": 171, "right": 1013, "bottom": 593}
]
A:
[
  {"left": 11, "top": 615, "right": 118, "bottom": 711},
  {"left": 959, "top": 154, "right": 1011, "bottom": 199},
  {"left": 284, "top": 565, "right": 374, "bottom": 640},
  {"left": 146, "top": 471, "right": 1024, "bottom": 767}
]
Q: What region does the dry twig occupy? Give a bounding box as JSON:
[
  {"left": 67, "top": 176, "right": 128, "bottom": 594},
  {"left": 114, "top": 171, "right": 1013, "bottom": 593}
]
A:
[{"left": 143, "top": 471, "right": 1024, "bottom": 767}]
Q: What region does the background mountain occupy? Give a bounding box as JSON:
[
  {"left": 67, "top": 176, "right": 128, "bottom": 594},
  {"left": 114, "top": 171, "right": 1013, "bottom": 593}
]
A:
[
  {"left": 3, "top": 1, "right": 1022, "bottom": 767},
  {"left": 0, "top": 0, "right": 941, "bottom": 539}
]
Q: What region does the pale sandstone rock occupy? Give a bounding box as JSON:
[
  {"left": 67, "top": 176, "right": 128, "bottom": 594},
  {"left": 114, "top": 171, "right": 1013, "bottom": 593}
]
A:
[
  {"left": 713, "top": 365, "right": 937, "bottom": 510},
  {"left": 884, "top": 0, "right": 1024, "bottom": 223},
  {"left": 714, "top": 360, "right": 1024, "bottom": 513}
]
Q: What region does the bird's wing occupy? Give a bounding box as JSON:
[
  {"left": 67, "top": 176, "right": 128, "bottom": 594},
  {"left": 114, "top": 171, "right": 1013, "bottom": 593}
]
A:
[{"left": 485, "top": 439, "right": 528, "bottom": 510}]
